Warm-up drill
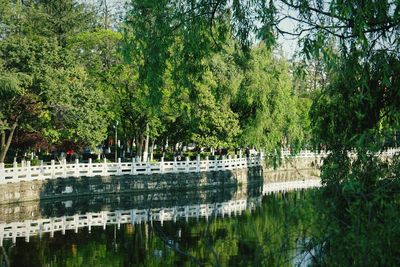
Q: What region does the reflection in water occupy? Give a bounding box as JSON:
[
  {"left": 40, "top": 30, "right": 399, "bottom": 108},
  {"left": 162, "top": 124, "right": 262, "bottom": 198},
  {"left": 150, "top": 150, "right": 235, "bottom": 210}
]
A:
[{"left": 0, "top": 177, "right": 320, "bottom": 266}]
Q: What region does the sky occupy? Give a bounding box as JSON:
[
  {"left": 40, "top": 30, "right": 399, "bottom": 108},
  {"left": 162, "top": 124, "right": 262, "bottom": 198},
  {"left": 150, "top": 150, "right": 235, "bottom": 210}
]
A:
[{"left": 277, "top": 18, "right": 299, "bottom": 59}]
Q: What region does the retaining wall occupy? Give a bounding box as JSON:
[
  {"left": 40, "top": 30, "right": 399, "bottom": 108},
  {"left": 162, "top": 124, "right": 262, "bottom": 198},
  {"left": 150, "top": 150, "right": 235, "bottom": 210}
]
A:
[{"left": 0, "top": 156, "right": 321, "bottom": 205}]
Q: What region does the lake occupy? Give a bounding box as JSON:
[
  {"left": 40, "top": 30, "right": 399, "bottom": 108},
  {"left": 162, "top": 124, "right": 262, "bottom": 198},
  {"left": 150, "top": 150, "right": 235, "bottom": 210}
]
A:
[{"left": 0, "top": 175, "right": 320, "bottom": 266}]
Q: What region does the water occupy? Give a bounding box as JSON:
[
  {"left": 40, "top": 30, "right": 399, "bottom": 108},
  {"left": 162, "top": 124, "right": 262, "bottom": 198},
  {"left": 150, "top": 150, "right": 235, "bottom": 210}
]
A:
[{"left": 0, "top": 177, "right": 320, "bottom": 266}]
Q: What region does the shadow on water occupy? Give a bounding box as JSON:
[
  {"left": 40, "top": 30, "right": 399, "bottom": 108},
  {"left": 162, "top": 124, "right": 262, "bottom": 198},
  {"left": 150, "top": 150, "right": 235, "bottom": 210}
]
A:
[{"left": 0, "top": 166, "right": 321, "bottom": 266}]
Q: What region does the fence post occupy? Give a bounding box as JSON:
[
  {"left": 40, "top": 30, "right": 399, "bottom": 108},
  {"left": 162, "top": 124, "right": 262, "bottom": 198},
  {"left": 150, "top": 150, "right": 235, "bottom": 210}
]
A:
[
  {"left": 12, "top": 161, "right": 18, "bottom": 181},
  {"left": 205, "top": 156, "right": 209, "bottom": 171},
  {"left": 131, "top": 157, "right": 136, "bottom": 175},
  {"left": 186, "top": 157, "right": 190, "bottom": 173},
  {"left": 103, "top": 158, "right": 107, "bottom": 176},
  {"left": 196, "top": 154, "right": 201, "bottom": 172},
  {"left": 75, "top": 159, "right": 79, "bottom": 177},
  {"left": 160, "top": 157, "right": 164, "bottom": 174},
  {"left": 174, "top": 156, "right": 177, "bottom": 172},
  {"left": 160, "top": 209, "right": 164, "bottom": 227},
  {"left": 62, "top": 158, "right": 67, "bottom": 178},
  {"left": 146, "top": 158, "right": 152, "bottom": 175},
  {"left": 214, "top": 155, "right": 218, "bottom": 171},
  {"left": 117, "top": 158, "right": 121, "bottom": 175},
  {"left": 88, "top": 158, "right": 93, "bottom": 176},
  {"left": 39, "top": 160, "right": 44, "bottom": 177},
  {"left": 51, "top": 160, "right": 55, "bottom": 179}
]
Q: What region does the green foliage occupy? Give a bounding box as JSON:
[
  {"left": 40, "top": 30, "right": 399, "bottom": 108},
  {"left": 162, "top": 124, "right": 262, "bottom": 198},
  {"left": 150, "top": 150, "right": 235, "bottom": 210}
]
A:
[
  {"left": 0, "top": 0, "right": 315, "bottom": 161},
  {"left": 43, "top": 66, "right": 109, "bottom": 147},
  {"left": 0, "top": 1, "right": 113, "bottom": 161},
  {"left": 315, "top": 151, "right": 400, "bottom": 266},
  {"left": 118, "top": 1, "right": 310, "bottom": 154},
  {"left": 0, "top": 71, "right": 38, "bottom": 132},
  {"left": 270, "top": 0, "right": 400, "bottom": 264},
  {"left": 234, "top": 44, "right": 305, "bottom": 151},
  {"left": 67, "top": 29, "right": 123, "bottom": 75},
  {"left": 311, "top": 52, "right": 400, "bottom": 151}
]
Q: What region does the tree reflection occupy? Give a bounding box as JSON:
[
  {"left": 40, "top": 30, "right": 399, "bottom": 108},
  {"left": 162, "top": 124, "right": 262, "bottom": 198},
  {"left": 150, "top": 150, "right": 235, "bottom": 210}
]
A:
[{"left": 2, "top": 190, "right": 319, "bottom": 266}]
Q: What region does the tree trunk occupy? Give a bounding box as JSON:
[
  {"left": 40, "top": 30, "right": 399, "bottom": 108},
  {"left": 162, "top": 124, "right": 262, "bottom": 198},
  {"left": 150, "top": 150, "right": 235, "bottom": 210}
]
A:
[
  {"left": 143, "top": 123, "right": 149, "bottom": 162},
  {"left": 136, "top": 133, "right": 144, "bottom": 160},
  {"left": 1, "top": 130, "right": 5, "bottom": 149},
  {"left": 0, "top": 122, "right": 18, "bottom": 163},
  {"left": 150, "top": 138, "right": 155, "bottom": 161}
]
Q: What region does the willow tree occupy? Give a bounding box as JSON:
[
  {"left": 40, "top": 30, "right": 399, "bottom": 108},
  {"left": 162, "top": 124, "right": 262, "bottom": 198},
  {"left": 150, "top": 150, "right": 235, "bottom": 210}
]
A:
[
  {"left": 121, "top": 1, "right": 242, "bottom": 154},
  {"left": 148, "top": 0, "right": 400, "bottom": 264},
  {"left": 233, "top": 44, "right": 303, "bottom": 152},
  {"left": 244, "top": 1, "right": 400, "bottom": 265},
  {"left": 120, "top": 0, "right": 176, "bottom": 159}
]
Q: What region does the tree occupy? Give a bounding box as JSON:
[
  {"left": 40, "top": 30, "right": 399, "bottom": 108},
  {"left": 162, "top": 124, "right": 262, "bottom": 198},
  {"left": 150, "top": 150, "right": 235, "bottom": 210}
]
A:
[
  {"left": 0, "top": 35, "right": 60, "bottom": 162},
  {"left": 119, "top": 1, "right": 311, "bottom": 155},
  {"left": 248, "top": 1, "right": 400, "bottom": 265},
  {"left": 42, "top": 66, "right": 110, "bottom": 148},
  {"left": 152, "top": 0, "right": 400, "bottom": 264},
  {"left": 0, "top": 72, "right": 40, "bottom": 162},
  {"left": 0, "top": 1, "right": 112, "bottom": 161},
  {"left": 25, "top": 0, "right": 97, "bottom": 47},
  {"left": 120, "top": 0, "right": 176, "bottom": 159},
  {"left": 233, "top": 44, "right": 303, "bottom": 151}
]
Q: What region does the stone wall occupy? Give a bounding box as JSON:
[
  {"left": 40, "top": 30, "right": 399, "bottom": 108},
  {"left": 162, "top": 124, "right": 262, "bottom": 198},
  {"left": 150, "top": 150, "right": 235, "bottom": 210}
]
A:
[
  {"left": 0, "top": 167, "right": 261, "bottom": 204},
  {"left": 0, "top": 156, "right": 321, "bottom": 205}
]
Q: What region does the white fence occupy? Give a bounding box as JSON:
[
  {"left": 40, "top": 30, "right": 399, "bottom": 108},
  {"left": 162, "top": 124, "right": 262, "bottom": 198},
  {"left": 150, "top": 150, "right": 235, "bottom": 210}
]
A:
[
  {"left": 0, "top": 148, "right": 397, "bottom": 185},
  {"left": 281, "top": 148, "right": 399, "bottom": 158},
  {"left": 281, "top": 150, "right": 326, "bottom": 158},
  {"left": 0, "top": 155, "right": 263, "bottom": 184}
]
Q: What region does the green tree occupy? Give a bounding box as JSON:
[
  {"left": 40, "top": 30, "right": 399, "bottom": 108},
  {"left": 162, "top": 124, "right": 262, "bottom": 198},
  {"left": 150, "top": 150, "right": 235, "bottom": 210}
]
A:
[
  {"left": 121, "top": 0, "right": 176, "bottom": 158},
  {"left": 149, "top": 1, "right": 400, "bottom": 263},
  {"left": 233, "top": 44, "right": 303, "bottom": 152},
  {"left": 0, "top": 72, "right": 40, "bottom": 162},
  {"left": 252, "top": 0, "right": 400, "bottom": 265},
  {"left": 0, "top": 1, "right": 112, "bottom": 161},
  {"left": 0, "top": 35, "right": 61, "bottom": 162}
]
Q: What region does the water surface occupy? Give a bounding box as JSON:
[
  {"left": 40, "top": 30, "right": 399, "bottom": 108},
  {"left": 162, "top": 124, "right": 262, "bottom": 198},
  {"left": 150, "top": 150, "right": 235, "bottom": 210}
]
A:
[{"left": 0, "top": 177, "right": 320, "bottom": 266}]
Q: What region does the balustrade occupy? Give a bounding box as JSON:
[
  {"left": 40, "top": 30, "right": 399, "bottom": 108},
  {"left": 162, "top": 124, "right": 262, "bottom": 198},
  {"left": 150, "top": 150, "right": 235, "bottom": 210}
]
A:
[
  {"left": 0, "top": 148, "right": 397, "bottom": 184},
  {"left": 0, "top": 154, "right": 264, "bottom": 184}
]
